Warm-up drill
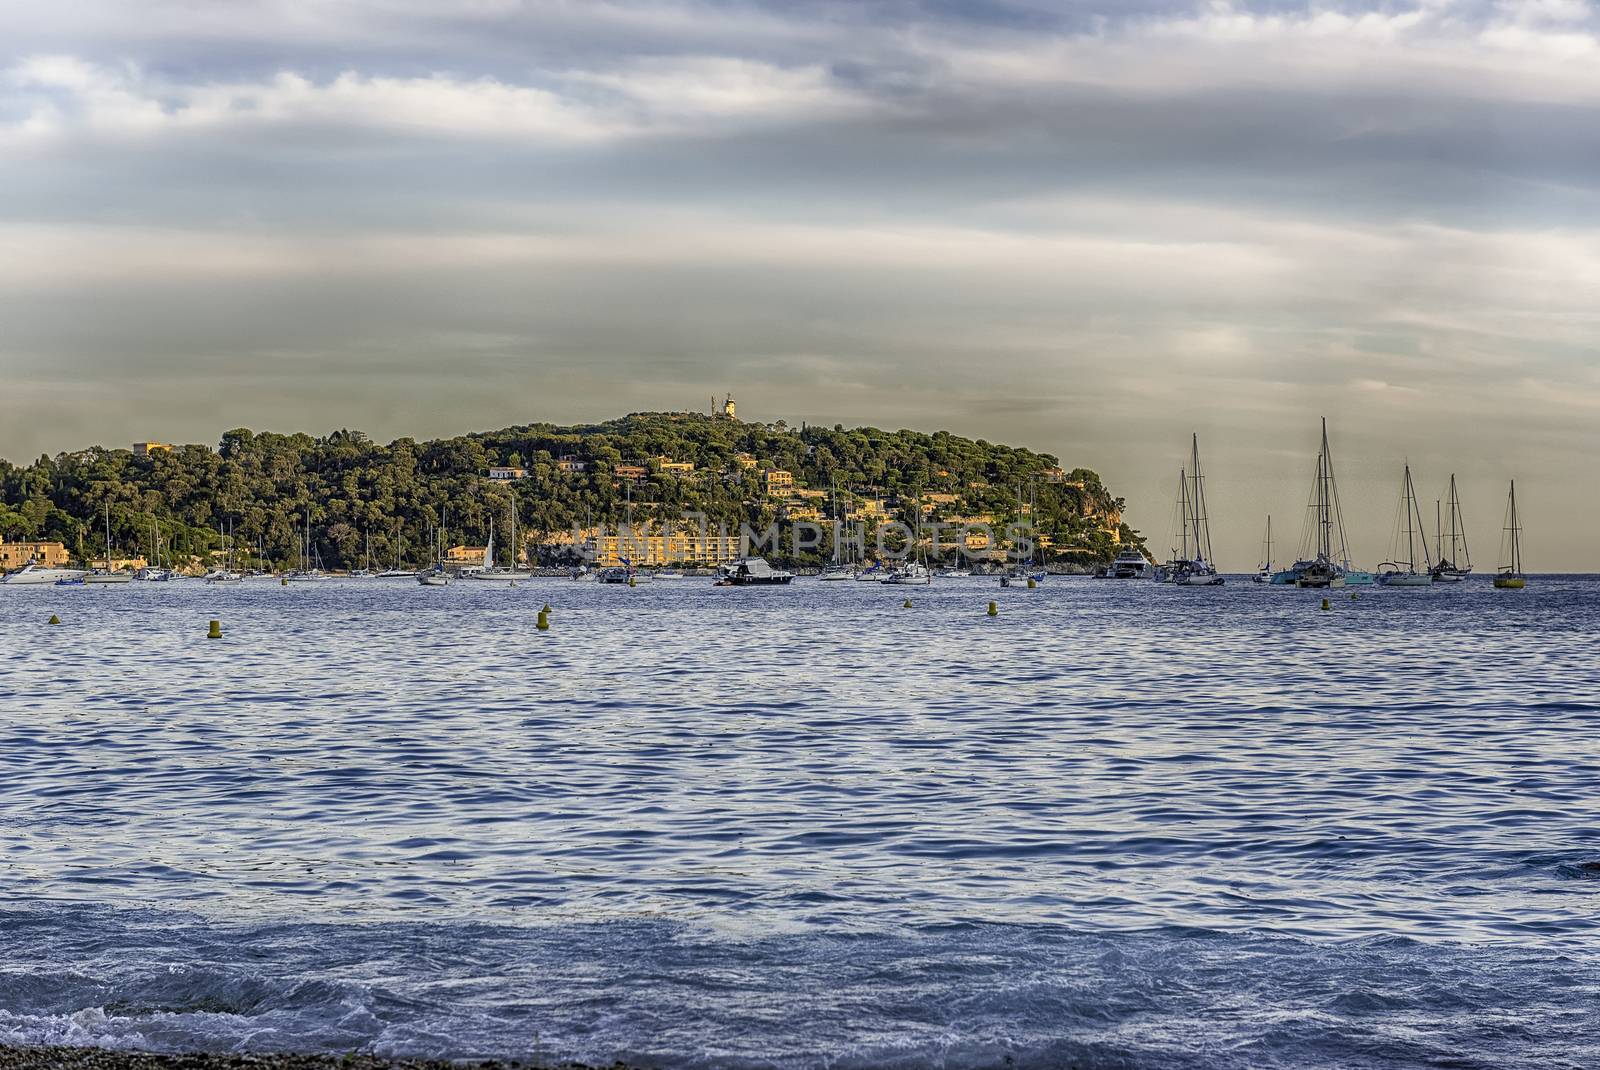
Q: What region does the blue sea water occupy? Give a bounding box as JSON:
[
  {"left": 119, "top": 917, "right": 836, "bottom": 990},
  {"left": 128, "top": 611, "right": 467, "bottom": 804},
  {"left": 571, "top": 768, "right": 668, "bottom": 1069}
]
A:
[{"left": 1, "top": 575, "right": 1598, "bottom": 1068}]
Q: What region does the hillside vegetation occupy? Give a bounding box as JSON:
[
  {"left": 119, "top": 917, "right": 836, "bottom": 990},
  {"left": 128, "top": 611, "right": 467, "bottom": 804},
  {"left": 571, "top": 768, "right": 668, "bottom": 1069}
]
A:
[{"left": 0, "top": 413, "right": 1139, "bottom": 569}]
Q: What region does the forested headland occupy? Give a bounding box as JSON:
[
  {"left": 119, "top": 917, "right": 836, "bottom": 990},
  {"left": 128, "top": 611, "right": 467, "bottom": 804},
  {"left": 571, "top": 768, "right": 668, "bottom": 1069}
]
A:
[{"left": 0, "top": 412, "right": 1140, "bottom": 570}]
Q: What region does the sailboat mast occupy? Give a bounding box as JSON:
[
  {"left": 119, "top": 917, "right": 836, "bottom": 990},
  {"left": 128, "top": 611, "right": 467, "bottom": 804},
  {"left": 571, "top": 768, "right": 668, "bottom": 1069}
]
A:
[
  {"left": 1189, "top": 433, "right": 1212, "bottom": 565},
  {"left": 1508, "top": 481, "right": 1522, "bottom": 574},
  {"left": 1176, "top": 468, "right": 1190, "bottom": 561}
]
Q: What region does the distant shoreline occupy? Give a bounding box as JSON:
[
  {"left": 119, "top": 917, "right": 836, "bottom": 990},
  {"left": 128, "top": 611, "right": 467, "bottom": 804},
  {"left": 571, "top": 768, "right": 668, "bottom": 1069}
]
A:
[{"left": 0, "top": 1046, "right": 619, "bottom": 1070}]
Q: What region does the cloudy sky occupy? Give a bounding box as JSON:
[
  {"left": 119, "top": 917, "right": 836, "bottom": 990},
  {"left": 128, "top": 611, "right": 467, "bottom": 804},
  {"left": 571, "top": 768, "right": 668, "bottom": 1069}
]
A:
[{"left": 3, "top": 0, "right": 1597, "bottom": 567}]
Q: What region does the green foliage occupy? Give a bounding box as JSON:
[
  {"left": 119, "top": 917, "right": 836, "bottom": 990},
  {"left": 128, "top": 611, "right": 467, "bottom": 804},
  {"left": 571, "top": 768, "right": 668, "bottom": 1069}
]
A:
[{"left": 0, "top": 413, "right": 1138, "bottom": 568}]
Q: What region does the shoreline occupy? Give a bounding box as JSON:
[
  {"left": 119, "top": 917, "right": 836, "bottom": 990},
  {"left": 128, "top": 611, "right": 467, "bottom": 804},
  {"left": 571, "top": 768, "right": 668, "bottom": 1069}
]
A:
[{"left": 0, "top": 1047, "right": 623, "bottom": 1070}]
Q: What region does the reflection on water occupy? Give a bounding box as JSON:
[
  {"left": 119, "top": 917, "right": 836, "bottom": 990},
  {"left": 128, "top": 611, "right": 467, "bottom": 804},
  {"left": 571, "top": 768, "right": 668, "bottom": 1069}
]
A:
[{"left": 2, "top": 576, "right": 1598, "bottom": 1066}]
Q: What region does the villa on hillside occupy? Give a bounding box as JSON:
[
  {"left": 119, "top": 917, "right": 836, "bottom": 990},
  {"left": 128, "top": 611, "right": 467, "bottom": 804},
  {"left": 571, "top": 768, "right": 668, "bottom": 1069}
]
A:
[{"left": 0, "top": 538, "right": 70, "bottom": 570}]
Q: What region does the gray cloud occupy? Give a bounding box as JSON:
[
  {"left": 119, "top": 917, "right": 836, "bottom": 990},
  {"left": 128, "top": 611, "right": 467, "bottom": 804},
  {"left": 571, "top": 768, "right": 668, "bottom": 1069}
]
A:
[{"left": 2, "top": 1, "right": 1598, "bottom": 567}]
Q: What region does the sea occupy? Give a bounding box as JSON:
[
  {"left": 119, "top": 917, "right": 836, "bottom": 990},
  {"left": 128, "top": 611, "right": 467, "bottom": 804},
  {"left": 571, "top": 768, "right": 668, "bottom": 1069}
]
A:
[{"left": 1, "top": 575, "right": 1597, "bottom": 1069}]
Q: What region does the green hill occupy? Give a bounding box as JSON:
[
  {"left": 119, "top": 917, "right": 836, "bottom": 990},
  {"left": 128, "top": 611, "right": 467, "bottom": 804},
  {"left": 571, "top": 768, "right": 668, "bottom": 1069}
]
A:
[{"left": 0, "top": 412, "right": 1139, "bottom": 570}]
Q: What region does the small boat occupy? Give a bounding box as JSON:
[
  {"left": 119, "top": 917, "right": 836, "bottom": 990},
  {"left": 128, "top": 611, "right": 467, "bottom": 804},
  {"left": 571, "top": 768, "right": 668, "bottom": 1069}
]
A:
[
  {"left": 597, "top": 566, "right": 633, "bottom": 584},
  {"left": 1254, "top": 517, "right": 1273, "bottom": 583},
  {"left": 1377, "top": 463, "right": 1434, "bottom": 587},
  {"left": 569, "top": 566, "right": 598, "bottom": 582},
  {"left": 818, "top": 563, "right": 856, "bottom": 581},
  {"left": 935, "top": 566, "right": 971, "bottom": 578},
  {"left": 416, "top": 565, "right": 452, "bottom": 586},
  {"left": 654, "top": 570, "right": 685, "bottom": 580},
  {"left": 881, "top": 561, "right": 932, "bottom": 585},
  {"left": 714, "top": 557, "right": 794, "bottom": 586},
  {"left": 853, "top": 562, "right": 886, "bottom": 582},
  {"left": 204, "top": 570, "right": 244, "bottom": 584},
  {"left": 1494, "top": 480, "right": 1526, "bottom": 589},
  {"left": 284, "top": 511, "right": 323, "bottom": 581},
  {"left": 999, "top": 567, "right": 1045, "bottom": 588}
]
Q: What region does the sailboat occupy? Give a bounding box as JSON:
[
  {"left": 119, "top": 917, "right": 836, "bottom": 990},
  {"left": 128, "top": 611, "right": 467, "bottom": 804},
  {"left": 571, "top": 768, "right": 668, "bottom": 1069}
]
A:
[
  {"left": 350, "top": 529, "right": 376, "bottom": 577},
  {"left": 1283, "top": 419, "right": 1370, "bottom": 588},
  {"left": 1494, "top": 481, "right": 1526, "bottom": 589},
  {"left": 205, "top": 517, "right": 244, "bottom": 583},
  {"left": 1000, "top": 484, "right": 1045, "bottom": 587},
  {"left": 418, "top": 507, "right": 453, "bottom": 585},
  {"left": 1254, "top": 516, "right": 1273, "bottom": 583},
  {"left": 137, "top": 518, "right": 174, "bottom": 581},
  {"left": 1166, "top": 434, "right": 1223, "bottom": 586},
  {"left": 379, "top": 519, "right": 413, "bottom": 577},
  {"left": 82, "top": 504, "right": 134, "bottom": 583},
  {"left": 1377, "top": 464, "right": 1434, "bottom": 586},
  {"left": 883, "top": 490, "right": 934, "bottom": 585},
  {"left": 1430, "top": 475, "right": 1472, "bottom": 582},
  {"left": 284, "top": 510, "right": 323, "bottom": 581},
  {"left": 819, "top": 488, "right": 856, "bottom": 580},
  {"left": 468, "top": 493, "right": 535, "bottom": 584}
]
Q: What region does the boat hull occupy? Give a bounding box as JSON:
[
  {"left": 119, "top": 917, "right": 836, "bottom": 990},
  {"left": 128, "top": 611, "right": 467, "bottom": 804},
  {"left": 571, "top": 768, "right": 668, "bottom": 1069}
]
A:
[
  {"left": 2, "top": 567, "right": 89, "bottom": 585},
  {"left": 1378, "top": 572, "right": 1433, "bottom": 587},
  {"left": 1494, "top": 575, "right": 1526, "bottom": 589}
]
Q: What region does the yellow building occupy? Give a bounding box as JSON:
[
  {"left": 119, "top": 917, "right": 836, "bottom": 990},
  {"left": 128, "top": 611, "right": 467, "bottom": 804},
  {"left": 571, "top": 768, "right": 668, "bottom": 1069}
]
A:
[
  {"left": 733, "top": 453, "right": 757, "bottom": 469},
  {"left": 589, "top": 530, "right": 743, "bottom": 566},
  {"left": 133, "top": 442, "right": 173, "bottom": 455},
  {"left": 93, "top": 555, "right": 148, "bottom": 572},
  {"left": 764, "top": 469, "right": 794, "bottom": 495},
  {"left": 614, "top": 464, "right": 648, "bottom": 482},
  {"left": 848, "top": 498, "right": 889, "bottom": 521},
  {"left": 0, "top": 538, "right": 70, "bottom": 569},
  {"left": 658, "top": 457, "right": 696, "bottom": 475},
  {"left": 446, "top": 545, "right": 487, "bottom": 566},
  {"left": 556, "top": 455, "right": 587, "bottom": 473}
]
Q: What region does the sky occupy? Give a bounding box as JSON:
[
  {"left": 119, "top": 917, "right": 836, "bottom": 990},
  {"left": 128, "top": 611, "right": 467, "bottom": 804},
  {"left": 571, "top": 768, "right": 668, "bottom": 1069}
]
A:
[{"left": 2, "top": 0, "right": 1597, "bottom": 568}]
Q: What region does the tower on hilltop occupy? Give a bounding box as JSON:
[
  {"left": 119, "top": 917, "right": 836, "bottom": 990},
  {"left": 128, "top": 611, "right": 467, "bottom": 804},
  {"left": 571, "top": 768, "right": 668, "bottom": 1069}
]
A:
[{"left": 721, "top": 393, "right": 737, "bottom": 420}]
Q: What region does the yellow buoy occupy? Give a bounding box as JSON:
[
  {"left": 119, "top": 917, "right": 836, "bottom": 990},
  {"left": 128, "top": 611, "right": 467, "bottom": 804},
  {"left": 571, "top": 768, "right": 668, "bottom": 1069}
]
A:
[
  {"left": 281, "top": 577, "right": 288, "bottom": 586},
  {"left": 902, "top": 598, "right": 912, "bottom": 608},
  {"left": 207, "top": 619, "right": 223, "bottom": 639},
  {"left": 987, "top": 601, "right": 998, "bottom": 617},
  {"left": 1026, "top": 578, "right": 1037, "bottom": 589},
  {"left": 48, "top": 614, "right": 60, "bottom": 625},
  {"left": 541, "top": 604, "right": 552, "bottom": 615},
  {"left": 628, "top": 576, "right": 637, "bottom": 588},
  {"left": 1320, "top": 598, "right": 1330, "bottom": 611},
  {"left": 536, "top": 609, "right": 550, "bottom": 631}
]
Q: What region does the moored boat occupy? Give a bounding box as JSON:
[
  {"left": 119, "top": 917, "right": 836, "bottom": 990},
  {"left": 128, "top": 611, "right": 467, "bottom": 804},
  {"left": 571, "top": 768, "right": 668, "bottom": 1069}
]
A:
[
  {"left": 1098, "top": 548, "right": 1149, "bottom": 579},
  {"left": 714, "top": 557, "right": 794, "bottom": 586},
  {"left": 1431, "top": 474, "right": 1473, "bottom": 583},
  {"left": 1494, "top": 480, "right": 1526, "bottom": 589},
  {"left": 1376, "top": 463, "right": 1434, "bottom": 587},
  {"left": 881, "top": 561, "right": 932, "bottom": 585}
]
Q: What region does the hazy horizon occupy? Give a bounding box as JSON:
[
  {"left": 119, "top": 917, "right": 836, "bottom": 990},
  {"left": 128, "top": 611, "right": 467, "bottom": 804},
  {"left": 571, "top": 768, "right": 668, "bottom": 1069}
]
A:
[{"left": 3, "top": 1, "right": 1596, "bottom": 568}]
